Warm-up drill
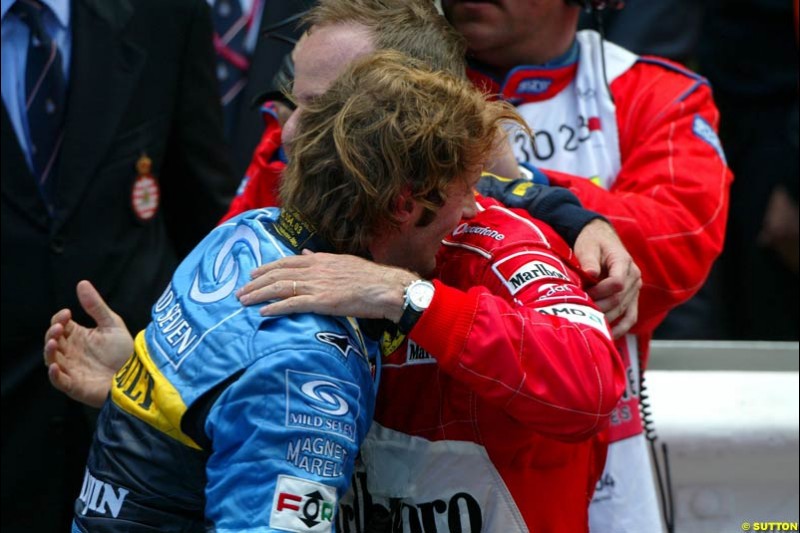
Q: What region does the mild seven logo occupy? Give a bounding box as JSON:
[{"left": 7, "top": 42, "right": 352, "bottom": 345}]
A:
[
  {"left": 189, "top": 225, "right": 261, "bottom": 304},
  {"left": 286, "top": 370, "right": 360, "bottom": 442}
]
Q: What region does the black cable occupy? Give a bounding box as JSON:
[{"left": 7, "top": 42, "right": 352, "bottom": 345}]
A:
[{"left": 640, "top": 372, "right": 676, "bottom": 533}]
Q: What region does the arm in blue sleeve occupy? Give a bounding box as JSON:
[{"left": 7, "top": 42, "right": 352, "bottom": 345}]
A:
[
  {"left": 476, "top": 170, "right": 606, "bottom": 246},
  {"left": 203, "top": 348, "right": 371, "bottom": 532}
]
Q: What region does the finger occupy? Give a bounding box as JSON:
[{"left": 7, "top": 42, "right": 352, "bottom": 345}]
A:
[
  {"left": 607, "top": 255, "right": 631, "bottom": 285},
  {"left": 618, "top": 277, "right": 640, "bottom": 315},
  {"left": 587, "top": 276, "right": 624, "bottom": 303},
  {"left": 238, "top": 278, "right": 269, "bottom": 299},
  {"left": 44, "top": 341, "right": 58, "bottom": 366},
  {"left": 611, "top": 302, "right": 639, "bottom": 339},
  {"left": 259, "top": 296, "right": 316, "bottom": 317},
  {"left": 612, "top": 280, "right": 641, "bottom": 337},
  {"left": 259, "top": 291, "right": 352, "bottom": 317},
  {"left": 45, "top": 339, "right": 70, "bottom": 369},
  {"left": 238, "top": 269, "right": 291, "bottom": 298},
  {"left": 242, "top": 260, "right": 323, "bottom": 297},
  {"left": 44, "top": 326, "right": 64, "bottom": 364},
  {"left": 239, "top": 281, "right": 292, "bottom": 305},
  {"left": 50, "top": 308, "right": 72, "bottom": 327},
  {"left": 598, "top": 295, "right": 623, "bottom": 323},
  {"left": 76, "top": 280, "right": 116, "bottom": 328},
  {"left": 576, "top": 247, "right": 602, "bottom": 279},
  {"left": 44, "top": 321, "right": 64, "bottom": 345},
  {"left": 47, "top": 363, "right": 73, "bottom": 395},
  {"left": 250, "top": 262, "right": 285, "bottom": 278},
  {"left": 595, "top": 263, "right": 634, "bottom": 319},
  {"left": 250, "top": 254, "right": 317, "bottom": 278}
]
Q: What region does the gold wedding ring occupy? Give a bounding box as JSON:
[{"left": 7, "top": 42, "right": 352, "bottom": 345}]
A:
[{"left": 292, "top": 280, "right": 297, "bottom": 297}]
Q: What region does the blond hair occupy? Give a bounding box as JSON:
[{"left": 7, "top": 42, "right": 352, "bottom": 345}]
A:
[
  {"left": 280, "top": 51, "right": 525, "bottom": 254},
  {"left": 304, "top": 0, "right": 467, "bottom": 77}
]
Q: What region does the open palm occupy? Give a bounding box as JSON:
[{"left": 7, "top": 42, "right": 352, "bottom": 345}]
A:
[{"left": 44, "top": 281, "right": 134, "bottom": 408}]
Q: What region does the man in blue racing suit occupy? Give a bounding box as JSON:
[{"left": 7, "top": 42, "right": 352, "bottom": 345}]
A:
[{"left": 70, "top": 50, "right": 523, "bottom": 532}]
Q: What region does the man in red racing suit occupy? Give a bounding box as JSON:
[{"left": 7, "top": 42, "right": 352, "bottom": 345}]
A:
[
  {"left": 341, "top": 192, "right": 626, "bottom": 532},
  {"left": 461, "top": 23, "right": 734, "bottom": 530}
]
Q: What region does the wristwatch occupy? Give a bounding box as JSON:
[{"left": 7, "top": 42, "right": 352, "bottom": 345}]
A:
[{"left": 398, "top": 280, "right": 435, "bottom": 334}]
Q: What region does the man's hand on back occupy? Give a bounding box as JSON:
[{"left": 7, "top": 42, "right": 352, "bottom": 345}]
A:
[{"left": 238, "top": 250, "right": 418, "bottom": 322}]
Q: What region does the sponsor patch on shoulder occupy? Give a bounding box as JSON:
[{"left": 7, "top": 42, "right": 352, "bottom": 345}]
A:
[
  {"left": 536, "top": 282, "right": 588, "bottom": 303},
  {"left": 692, "top": 115, "right": 726, "bottom": 163},
  {"left": 315, "top": 332, "right": 361, "bottom": 361},
  {"left": 285, "top": 436, "right": 349, "bottom": 479},
  {"left": 492, "top": 251, "right": 570, "bottom": 295},
  {"left": 270, "top": 475, "right": 337, "bottom": 532},
  {"left": 537, "top": 304, "right": 610, "bottom": 340},
  {"left": 286, "top": 370, "right": 360, "bottom": 442}
]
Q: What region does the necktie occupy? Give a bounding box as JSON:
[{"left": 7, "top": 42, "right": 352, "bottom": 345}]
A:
[
  {"left": 212, "top": 0, "right": 250, "bottom": 139},
  {"left": 12, "top": 0, "right": 66, "bottom": 210}
]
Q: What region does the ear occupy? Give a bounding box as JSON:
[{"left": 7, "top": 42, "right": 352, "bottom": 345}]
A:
[{"left": 392, "top": 188, "right": 418, "bottom": 223}]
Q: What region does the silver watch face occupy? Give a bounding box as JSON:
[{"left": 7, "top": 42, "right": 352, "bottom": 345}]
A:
[{"left": 408, "top": 281, "right": 435, "bottom": 311}]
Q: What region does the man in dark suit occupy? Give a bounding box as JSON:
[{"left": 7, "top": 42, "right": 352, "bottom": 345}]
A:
[
  {"left": 221, "top": 0, "right": 312, "bottom": 179},
  {"left": 1, "top": 0, "right": 236, "bottom": 529}
]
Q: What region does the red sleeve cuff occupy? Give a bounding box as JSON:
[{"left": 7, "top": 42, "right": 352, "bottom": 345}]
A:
[{"left": 408, "top": 280, "right": 480, "bottom": 371}]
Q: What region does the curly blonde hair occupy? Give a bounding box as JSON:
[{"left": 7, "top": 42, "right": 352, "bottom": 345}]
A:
[{"left": 280, "top": 51, "right": 526, "bottom": 255}]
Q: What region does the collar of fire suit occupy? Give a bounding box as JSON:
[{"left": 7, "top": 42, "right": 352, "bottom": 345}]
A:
[
  {"left": 467, "top": 40, "right": 579, "bottom": 105},
  {"left": 268, "top": 207, "right": 336, "bottom": 254}
]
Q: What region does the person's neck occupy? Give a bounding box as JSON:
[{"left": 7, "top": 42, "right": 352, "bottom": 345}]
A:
[
  {"left": 470, "top": 38, "right": 579, "bottom": 80},
  {"left": 470, "top": 24, "right": 578, "bottom": 79}
]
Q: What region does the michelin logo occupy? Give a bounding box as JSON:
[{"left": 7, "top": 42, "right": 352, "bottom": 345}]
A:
[{"left": 78, "top": 469, "right": 129, "bottom": 519}]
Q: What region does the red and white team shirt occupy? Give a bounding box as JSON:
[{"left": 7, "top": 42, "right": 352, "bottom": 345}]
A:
[{"left": 469, "top": 30, "right": 733, "bottom": 532}]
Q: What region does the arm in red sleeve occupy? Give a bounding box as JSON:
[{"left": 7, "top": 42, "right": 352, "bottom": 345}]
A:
[
  {"left": 545, "top": 62, "right": 733, "bottom": 334},
  {"left": 410, "top": 211, "right": 625, "bottom": 441}
]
